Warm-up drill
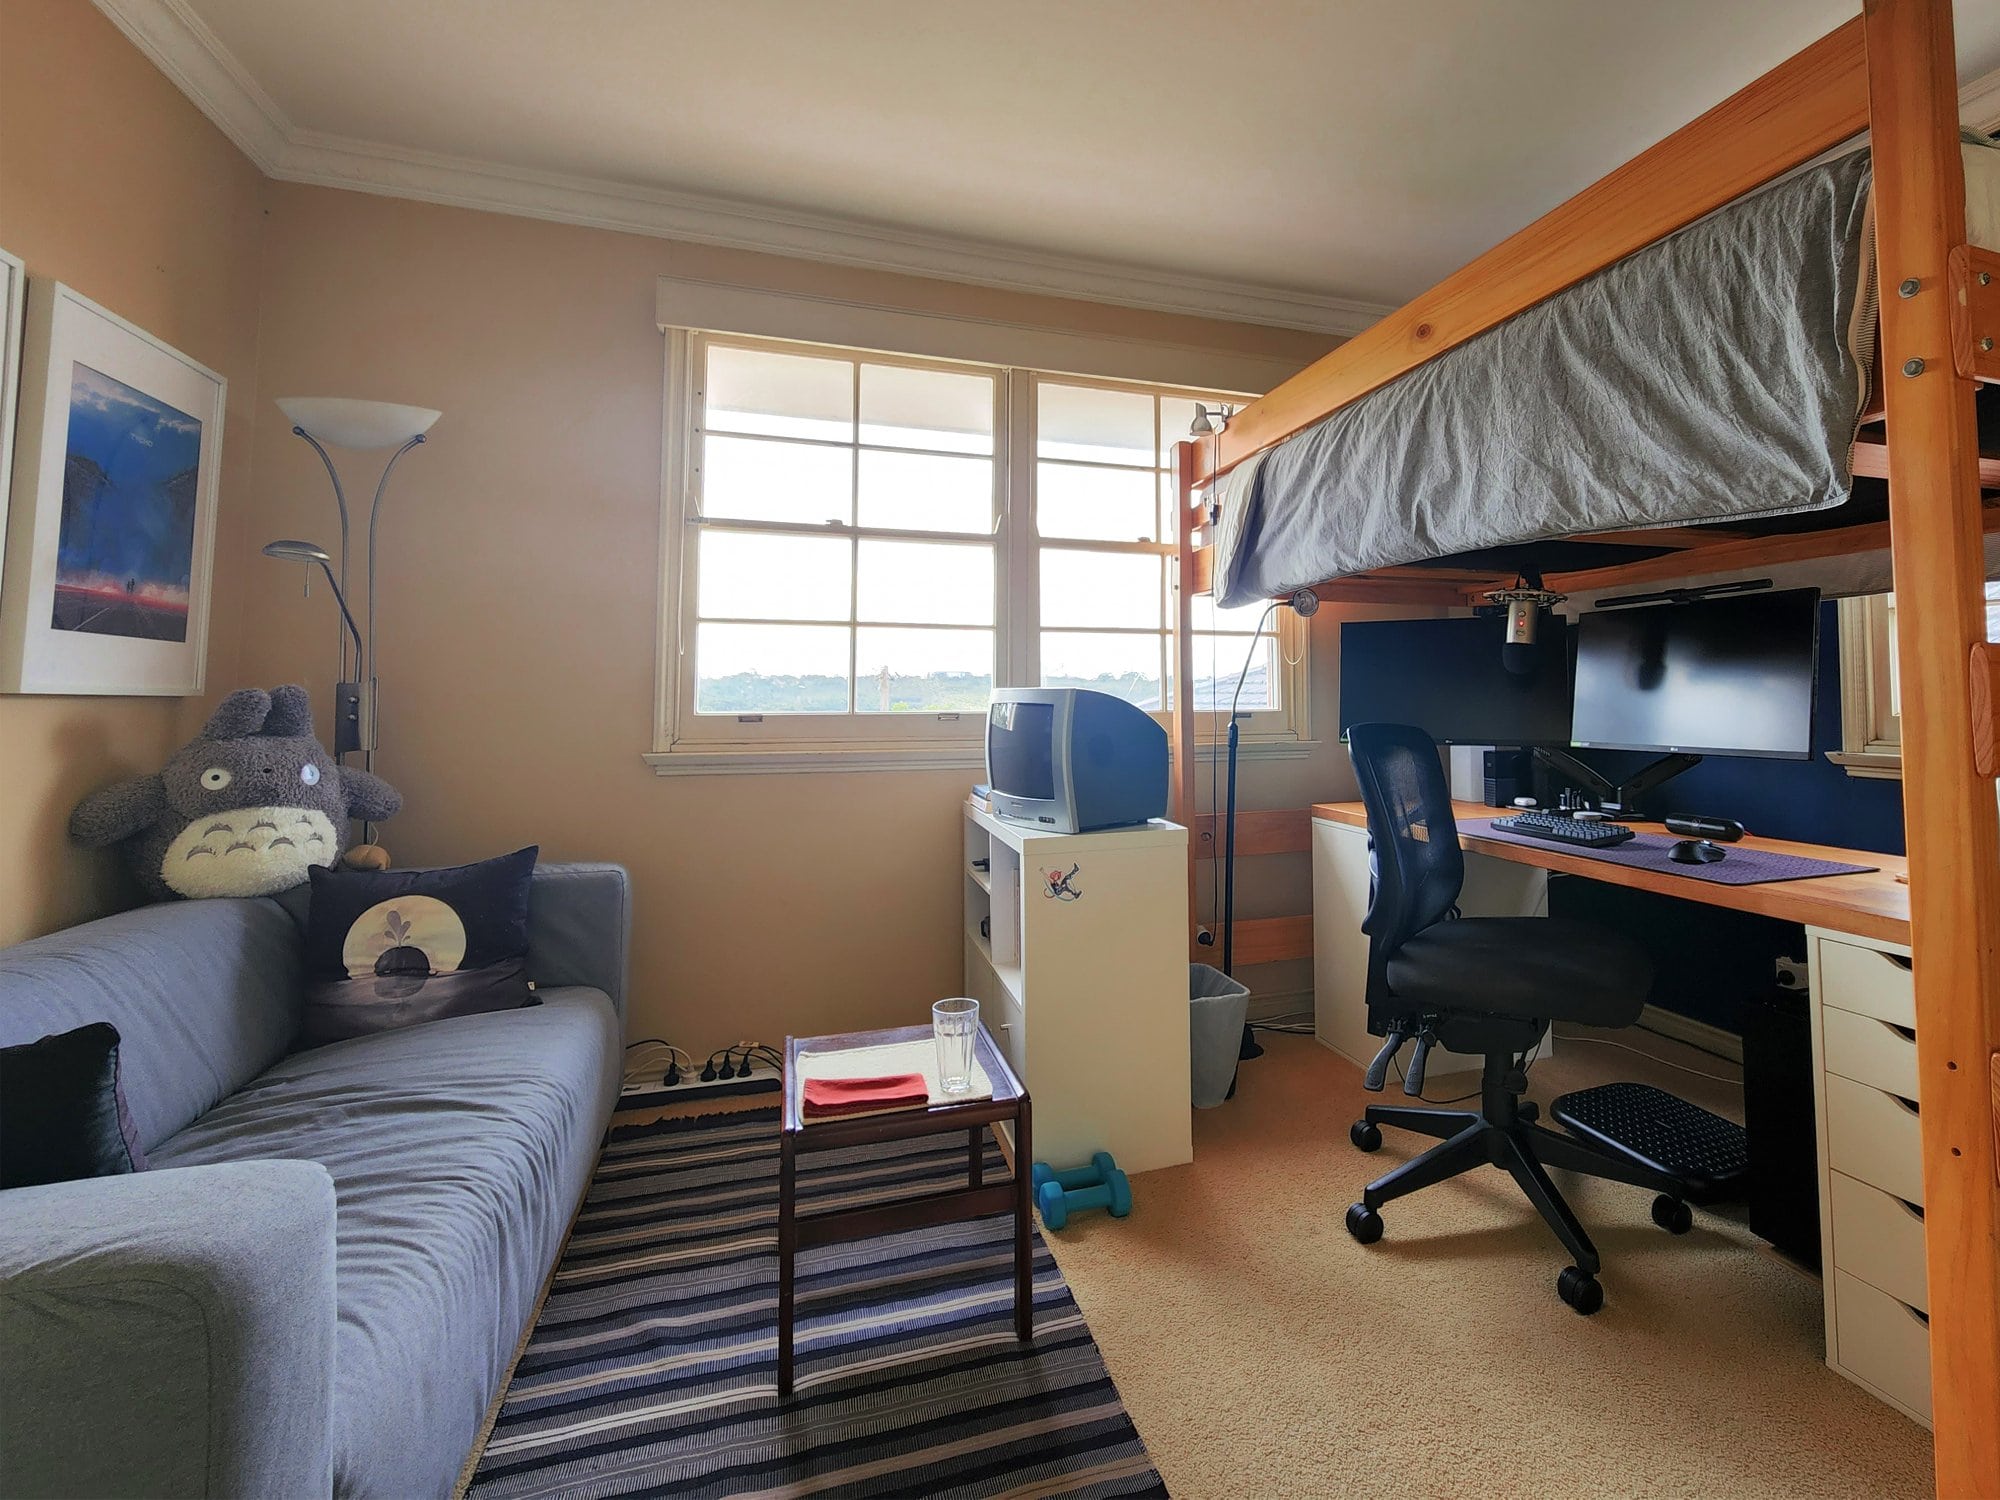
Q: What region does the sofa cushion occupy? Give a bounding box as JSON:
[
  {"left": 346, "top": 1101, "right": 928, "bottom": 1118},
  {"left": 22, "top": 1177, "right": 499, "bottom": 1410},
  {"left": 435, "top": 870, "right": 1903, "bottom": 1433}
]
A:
[
  {"left": 148, "top": 988, "right": 620, "bottom": 1500},
  {"left": 0, "top": 900, "right": 303, "bottom": 1154},
  {"left": 0, "top": 1022, "right": 147, "bottom": 1187}
]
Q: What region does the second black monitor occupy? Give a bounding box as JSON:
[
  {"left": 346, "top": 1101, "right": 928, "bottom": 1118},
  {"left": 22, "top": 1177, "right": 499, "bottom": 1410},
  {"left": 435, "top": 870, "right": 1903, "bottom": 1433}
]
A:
[{"left": 1339, "top": 614, "right": 1574, "bottom": 746}]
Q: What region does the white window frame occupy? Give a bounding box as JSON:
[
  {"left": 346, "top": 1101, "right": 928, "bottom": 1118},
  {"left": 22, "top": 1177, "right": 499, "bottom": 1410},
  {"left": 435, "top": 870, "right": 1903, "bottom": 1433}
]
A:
[
  {"left": 1830, "top": 592, "right": 1901, "bottom": 780},
  {"left": 649, "top": 331, "right": 1309, "bottom": 775}
]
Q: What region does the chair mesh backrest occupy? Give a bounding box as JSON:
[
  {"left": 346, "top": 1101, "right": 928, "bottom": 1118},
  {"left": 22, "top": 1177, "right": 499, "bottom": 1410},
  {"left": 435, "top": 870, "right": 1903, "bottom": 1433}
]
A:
[{"left": 1347, "top": 722, "right": 1465, "bottom": 959}]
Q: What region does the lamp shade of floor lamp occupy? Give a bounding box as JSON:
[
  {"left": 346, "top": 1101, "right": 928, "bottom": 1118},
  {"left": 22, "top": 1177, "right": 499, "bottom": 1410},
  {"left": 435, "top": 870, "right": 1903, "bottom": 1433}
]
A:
[{"left": 270, "top": 397, "right": 441, "bottom": 774}]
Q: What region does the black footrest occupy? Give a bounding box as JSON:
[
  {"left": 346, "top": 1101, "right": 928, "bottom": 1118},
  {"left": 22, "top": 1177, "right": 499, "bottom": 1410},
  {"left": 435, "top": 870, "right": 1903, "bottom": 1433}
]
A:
[{"left": 1548, "top": 1082, "right": 1747, "bottom": 1203}]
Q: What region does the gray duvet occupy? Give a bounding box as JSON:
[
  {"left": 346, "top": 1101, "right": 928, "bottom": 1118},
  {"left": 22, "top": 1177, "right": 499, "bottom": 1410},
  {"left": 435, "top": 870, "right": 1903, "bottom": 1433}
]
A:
[{"left": 1214, "top": 150, "right": 1876, "bottom": 607}]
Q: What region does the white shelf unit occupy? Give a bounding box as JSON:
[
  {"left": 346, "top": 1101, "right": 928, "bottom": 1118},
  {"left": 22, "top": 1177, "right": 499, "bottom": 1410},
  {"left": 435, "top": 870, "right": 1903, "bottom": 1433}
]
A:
[
  {"left": 962, "top": 803, "right": 1192, "bottom": 1176},
  {"left": 1310, "top": 814, "right": 1550, "bottom": 1081},
  {"left": 1807, "top": 926, "right": 1931, "bottom": 1427}
]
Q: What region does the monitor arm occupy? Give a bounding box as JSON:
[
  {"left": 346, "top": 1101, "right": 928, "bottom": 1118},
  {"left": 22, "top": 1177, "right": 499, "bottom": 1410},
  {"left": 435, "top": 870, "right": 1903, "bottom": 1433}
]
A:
[{"left": 1532, "top": 747, "right": 1703, "bottom": 818}]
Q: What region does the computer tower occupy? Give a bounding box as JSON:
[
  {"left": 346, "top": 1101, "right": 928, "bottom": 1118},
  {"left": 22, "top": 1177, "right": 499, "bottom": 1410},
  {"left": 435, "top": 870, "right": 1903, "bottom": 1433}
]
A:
[
  {"left": 1482, "top": 748, "right": 1530, "bottom": 807},
  {"left": 1743, "top": 984, "right": 1820, "bottom": 1269}
]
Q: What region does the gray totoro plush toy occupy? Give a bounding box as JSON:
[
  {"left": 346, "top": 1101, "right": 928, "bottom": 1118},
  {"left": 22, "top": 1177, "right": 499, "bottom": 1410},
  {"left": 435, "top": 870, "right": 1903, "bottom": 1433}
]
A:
[{"left": 70, "top": 685, "right": 401, "bottom": 901}]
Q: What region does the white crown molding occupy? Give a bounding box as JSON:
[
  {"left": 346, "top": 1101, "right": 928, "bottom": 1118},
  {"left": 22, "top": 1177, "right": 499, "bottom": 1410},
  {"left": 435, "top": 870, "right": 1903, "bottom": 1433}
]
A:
[{"left": 91, "top": 0, "right": 1390, "bottom": 336}]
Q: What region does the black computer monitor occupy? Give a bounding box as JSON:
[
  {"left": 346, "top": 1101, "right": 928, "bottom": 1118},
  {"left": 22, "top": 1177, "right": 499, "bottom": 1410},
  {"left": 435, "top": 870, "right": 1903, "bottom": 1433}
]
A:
[
  {"left": 1338, "top": 615, "right": 1575, "bottom": 745},
  {"left": 1570, "top": 588, "right": 1820, "bottom": 760}
]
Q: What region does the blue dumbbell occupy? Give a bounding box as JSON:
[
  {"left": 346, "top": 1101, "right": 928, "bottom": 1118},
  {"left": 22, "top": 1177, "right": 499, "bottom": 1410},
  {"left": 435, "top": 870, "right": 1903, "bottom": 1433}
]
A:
[{"left": 1031, "top": 1151, "right": 1132, "bottom": 1230}]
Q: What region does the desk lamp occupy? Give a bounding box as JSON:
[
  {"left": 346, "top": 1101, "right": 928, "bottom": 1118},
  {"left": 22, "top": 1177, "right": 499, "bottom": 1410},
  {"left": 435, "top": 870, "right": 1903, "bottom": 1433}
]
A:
[{"left": 266, "top": 397, "right": 440, "bottom": 774}]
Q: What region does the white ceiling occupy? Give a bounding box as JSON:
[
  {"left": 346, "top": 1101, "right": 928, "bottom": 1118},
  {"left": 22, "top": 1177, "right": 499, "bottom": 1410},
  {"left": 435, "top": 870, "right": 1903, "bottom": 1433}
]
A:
[{"left": 113, "top": 0, "right": 2000, "bottom": 330}]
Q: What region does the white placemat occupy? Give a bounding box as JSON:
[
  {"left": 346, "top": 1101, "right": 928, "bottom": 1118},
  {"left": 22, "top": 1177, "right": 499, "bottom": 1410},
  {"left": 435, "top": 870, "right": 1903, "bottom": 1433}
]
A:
[{"left": 796, "top": 1037, "right": 994, "bottom": 1108}]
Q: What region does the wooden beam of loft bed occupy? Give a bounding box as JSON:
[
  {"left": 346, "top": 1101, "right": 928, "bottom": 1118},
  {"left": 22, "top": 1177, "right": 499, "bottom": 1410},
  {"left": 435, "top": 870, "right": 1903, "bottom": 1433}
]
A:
[
  {"left": 1189, "top": 17, "right": 1870, "bottom": 487},
  {"left": 1864, "top": 1, "right": 2000, "bottom": 1489}
]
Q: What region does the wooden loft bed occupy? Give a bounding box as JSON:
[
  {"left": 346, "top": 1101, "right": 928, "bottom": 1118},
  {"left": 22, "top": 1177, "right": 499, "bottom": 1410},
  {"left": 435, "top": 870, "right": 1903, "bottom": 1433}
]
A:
[{"left": 1166, "top": 4, "right": 2000, "bottom": 1493}]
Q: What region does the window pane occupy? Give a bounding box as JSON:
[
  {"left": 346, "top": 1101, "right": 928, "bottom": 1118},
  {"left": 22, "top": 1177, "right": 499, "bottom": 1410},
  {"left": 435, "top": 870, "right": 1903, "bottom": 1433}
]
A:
[
  {"left": 705, "top": 346, "right": 851, "bottom": 442},
  {"left": 858, "top": 450, "right": 992, "bottom": 533},
  {"left": 1040, "top": 549, "right": 1164, "bottom": 629},
  {"left": 1041, "top": 630, "right": 1163, "bottom": 708},
  {"left": 699, "top": 531, "right": 851, "bottom": 621},
  {"left": 1190, "top": 631, "right": 1278, "bottom": 712},
  {"left": 860, "top": 364, "right": 993, "bottom": 455},
  {"left": 855, "top": 628, "right": 993, "bottom": 713},
  {"left": 858, "top": 539, "right": 993, "bottom": 625},
  {"left": 1038, "top": 462, "right": 1159, "bottom": 542},
  {"left": 1191, "top": 593, "right": 1277, "bottom": 633},
  {"left": 702, "top": 434, "right": 852, "bottom": 525},
  {"left": 1986, "top": 580, "right": 1999, "bottom": 643},
  {"left": 1037, "top": 383, "right": 1154, "bottom": 466},
  {"left": 694, "top": 623, "right": 850, "bottom": 713}
]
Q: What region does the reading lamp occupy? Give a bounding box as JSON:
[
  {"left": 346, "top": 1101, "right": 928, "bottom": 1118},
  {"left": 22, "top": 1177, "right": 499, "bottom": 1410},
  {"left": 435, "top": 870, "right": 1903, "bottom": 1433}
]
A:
[
  {"left": 261, "top": 541, "right": 365, "bottom": 757},
  {"left": 266, "top": 397, "right": 441, "bottom": 773}
]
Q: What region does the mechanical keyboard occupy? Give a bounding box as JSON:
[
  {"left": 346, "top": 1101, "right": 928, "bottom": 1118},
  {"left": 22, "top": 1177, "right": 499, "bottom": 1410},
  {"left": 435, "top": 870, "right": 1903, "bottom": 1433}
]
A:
[{"left": 1491, "top": 811, "right": 1636, "bottom": 849}]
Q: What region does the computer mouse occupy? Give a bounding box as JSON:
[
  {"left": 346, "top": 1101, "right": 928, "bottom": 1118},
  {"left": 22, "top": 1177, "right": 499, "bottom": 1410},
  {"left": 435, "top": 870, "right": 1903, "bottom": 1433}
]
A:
[{"left": 1669, "top": 838, "right": 1727, "bottom": 865}]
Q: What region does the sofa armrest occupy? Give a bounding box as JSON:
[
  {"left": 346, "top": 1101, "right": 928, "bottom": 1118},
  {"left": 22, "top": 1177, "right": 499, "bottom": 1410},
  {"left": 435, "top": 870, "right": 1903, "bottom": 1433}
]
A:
[
  {"left": 0, "top": 1160, "right": 337, "bottom": 1500},
  {"left": 526, "top": 862, "right": 631, "bottom": 1028}
]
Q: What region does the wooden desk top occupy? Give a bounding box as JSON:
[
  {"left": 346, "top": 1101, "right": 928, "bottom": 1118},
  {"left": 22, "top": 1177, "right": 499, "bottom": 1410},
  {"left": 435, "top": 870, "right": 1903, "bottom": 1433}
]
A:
[{"left": 1311, "top": 799, "right": 1911, "bottom": 946}]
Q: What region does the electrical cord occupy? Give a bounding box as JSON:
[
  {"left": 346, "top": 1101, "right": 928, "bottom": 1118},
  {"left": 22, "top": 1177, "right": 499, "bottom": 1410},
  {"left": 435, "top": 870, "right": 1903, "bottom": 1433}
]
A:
[{"left": 622, "top": 1038, "right": 690, "bottom": 1089}]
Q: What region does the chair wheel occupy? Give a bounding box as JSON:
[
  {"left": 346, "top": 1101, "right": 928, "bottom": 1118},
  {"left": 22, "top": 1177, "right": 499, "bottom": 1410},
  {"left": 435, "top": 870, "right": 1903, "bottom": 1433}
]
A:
[
  {"left": 1350, "top": 1120, "right": 1383, "bottom": 1152},
  {"left": 1345, "top": 1202, "right": 1383, "bottom": 1243},
  {"left": 1557, "top": 1266, "right": 1604, "bottom": 1315},
  {"left": 1651, "top": 1195, "right": 1693, "bottom": 1235}
]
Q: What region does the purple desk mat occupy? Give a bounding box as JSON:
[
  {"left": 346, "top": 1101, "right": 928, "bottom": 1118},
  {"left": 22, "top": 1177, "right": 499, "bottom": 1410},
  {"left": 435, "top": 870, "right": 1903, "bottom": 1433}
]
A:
[{"left": 1476, "top": 820, "right": 1878, "bottom": 886}]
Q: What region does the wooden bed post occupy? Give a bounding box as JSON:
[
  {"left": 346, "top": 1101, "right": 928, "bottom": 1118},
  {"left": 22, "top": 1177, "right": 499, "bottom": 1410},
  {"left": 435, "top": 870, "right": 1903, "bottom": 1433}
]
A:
[
  {"left": 1863, "top": 1, "right": 2000, "bottom": 1492},
  {"left": 1171, "top": 438, "right": 1204, "bottom": 960}
]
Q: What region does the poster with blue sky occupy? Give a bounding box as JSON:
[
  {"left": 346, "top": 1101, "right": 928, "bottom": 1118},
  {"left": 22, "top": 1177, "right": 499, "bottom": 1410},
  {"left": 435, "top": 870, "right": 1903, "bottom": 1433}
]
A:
[{"left": 52, "top": 362, "right": 202, "bottom": 641}]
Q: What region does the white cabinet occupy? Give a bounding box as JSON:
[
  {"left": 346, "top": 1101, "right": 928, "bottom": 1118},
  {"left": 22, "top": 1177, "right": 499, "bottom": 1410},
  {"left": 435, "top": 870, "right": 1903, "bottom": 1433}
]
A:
[
  {"left": 963, "top": 804, "right": 1192, "bottom": 1176},
  {"left": 1808, "top": 927, "right": 1931, "bottom": 1426},
  {"left": 1310, "top": 815, "right": 1548, "bottom": 1081}
]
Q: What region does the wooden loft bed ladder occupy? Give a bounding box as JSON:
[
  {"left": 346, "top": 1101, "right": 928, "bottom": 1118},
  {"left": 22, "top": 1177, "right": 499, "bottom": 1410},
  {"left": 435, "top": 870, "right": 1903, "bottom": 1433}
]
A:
[{"left": 1166, "top": 4, "right": 2000, "bottom": 1492}]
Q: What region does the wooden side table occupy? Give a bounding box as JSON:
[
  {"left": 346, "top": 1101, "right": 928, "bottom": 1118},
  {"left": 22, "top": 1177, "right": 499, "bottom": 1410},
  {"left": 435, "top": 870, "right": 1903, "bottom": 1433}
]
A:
[{"left": 778, "top": 1023, "right": 1032, "bottom": 1397}]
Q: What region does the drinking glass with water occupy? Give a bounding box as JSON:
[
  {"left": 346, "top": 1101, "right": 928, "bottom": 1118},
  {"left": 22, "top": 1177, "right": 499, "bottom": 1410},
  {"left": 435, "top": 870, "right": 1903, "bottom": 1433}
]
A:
[{"left": 932, "top": 997, "right": 979, "bottom": 1095}]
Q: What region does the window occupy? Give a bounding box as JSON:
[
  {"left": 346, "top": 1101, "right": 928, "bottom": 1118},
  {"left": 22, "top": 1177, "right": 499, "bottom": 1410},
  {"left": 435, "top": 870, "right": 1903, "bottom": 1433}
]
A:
[
  {"left": 654, "top": 334, "right": 1305, "bottom": 771},
  {"left": 1833, "top": 582, "right": 2000, "bottom": 779}
]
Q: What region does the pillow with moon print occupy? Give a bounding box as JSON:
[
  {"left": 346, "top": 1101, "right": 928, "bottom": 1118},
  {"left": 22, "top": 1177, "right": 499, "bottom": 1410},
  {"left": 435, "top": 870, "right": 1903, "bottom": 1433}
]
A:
[{"left": 300, "top": 847, "right": 539, "bottom": 1046}]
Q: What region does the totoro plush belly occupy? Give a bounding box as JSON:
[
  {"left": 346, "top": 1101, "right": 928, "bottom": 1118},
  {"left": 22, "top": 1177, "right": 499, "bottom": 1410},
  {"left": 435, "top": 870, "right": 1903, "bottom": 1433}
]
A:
[{"left": 161, "top": 806, "right": 340, "bottom": 899}]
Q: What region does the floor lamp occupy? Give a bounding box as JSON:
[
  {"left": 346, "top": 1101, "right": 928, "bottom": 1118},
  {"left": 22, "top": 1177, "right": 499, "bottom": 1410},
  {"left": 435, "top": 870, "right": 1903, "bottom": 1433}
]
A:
[{"left": 263, "top": 397, "right": 440, "bottom": 777}]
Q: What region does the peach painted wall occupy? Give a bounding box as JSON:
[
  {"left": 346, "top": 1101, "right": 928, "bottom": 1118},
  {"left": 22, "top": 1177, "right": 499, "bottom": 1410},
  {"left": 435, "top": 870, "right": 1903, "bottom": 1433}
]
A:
[
  {"left": 241, "top": 181, "right": 1343, "bottom": 1052},
  {"left": 0, "top": 0, "right": 266, "bottom": 944}
]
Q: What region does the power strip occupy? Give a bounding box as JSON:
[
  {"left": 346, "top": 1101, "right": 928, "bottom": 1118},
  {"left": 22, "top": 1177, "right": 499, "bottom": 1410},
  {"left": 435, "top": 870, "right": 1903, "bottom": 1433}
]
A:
[{"left": 617, "top": 1060, "right": 781, "bottom": 1109}]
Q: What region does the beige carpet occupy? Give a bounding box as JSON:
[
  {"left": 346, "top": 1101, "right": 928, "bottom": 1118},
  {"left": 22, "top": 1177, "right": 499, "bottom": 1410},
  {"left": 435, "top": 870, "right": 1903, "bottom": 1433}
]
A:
[{"left": 1043, "top": 1030, "right": 1933, "bottom": 1500}]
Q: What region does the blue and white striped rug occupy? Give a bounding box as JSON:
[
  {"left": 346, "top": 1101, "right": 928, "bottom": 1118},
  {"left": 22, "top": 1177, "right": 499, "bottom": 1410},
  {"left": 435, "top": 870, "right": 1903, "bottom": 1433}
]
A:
[{"left": 469, "top": 1106, "right": 1165, "bottom": 1499}]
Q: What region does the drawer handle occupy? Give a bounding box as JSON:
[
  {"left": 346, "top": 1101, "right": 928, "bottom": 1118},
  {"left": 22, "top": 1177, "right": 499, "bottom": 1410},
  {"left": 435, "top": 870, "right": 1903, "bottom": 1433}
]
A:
[
  {"left": 1883, "top": 953, "right": 1913, "bottom": 972},
  {"left": 1890, "top": 1093, "right": 1920, "bottom": 1117},
  {"left": 1883, "top": 1022, "right": 1915, "bottom": 1042},
  {"left": 1898, "top": 1197, "right": 1925, "bottom": 1224},
  {"left": 1906, "top": 1305, "right": 1930, "bottom": 1329}
]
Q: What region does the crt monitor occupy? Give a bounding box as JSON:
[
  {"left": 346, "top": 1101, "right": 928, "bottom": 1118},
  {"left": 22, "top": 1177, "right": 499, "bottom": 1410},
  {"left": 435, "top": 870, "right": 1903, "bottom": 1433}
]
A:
[
  {"left": 1570, "top": 588, "right": 1820, "bottom": 760},
  {"left": 986, "top": 687, "right": 1168, "bottom": 834},
  {"left": 1338, "top": 614, "right": 1575, "bottom": 745}
]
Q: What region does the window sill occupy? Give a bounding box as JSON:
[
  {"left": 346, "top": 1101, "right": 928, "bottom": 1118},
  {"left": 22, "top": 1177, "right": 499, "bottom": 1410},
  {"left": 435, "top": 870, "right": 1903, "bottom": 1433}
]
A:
[
  {"left": 1826, "top": 749, "right": 1903, "bottom": 781},
  {"left": 643, "top": 734, "right": 1320, "bottom": 777}
]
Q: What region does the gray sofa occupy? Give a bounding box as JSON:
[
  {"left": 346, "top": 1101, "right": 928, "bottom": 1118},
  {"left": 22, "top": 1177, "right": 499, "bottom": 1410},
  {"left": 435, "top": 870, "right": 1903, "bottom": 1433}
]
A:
[{"left": 0, "top": 863, "right": 630, "bottom": 1500}]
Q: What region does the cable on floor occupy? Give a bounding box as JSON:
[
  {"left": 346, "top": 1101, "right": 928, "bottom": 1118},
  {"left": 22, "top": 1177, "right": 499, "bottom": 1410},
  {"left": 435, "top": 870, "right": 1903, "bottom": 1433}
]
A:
[{"left": 1553, "top": 1031, "right": 1744, "bottom": 1086}]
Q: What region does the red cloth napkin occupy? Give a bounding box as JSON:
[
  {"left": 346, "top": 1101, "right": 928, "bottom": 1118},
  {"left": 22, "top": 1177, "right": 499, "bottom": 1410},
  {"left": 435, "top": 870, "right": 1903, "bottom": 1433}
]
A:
[{"left": 802, "top": 1072, "right": 928, "bottom": 1118}]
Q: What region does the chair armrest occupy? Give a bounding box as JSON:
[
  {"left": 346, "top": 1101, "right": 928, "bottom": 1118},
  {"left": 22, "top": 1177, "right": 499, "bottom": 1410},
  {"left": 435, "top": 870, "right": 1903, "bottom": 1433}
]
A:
[
  {"left": 526, "top": 862, "right": 631, "bottom": 1028},
  {"left": 0, "top": 1160, "right": 337, "bottom": 1499}
]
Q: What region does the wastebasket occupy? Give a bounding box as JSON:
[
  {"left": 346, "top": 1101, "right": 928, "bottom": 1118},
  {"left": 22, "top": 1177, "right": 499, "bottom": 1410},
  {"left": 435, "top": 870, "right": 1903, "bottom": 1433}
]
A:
[{"left": 1189, "top": 964, "right": 1252, "bottom": 1109}]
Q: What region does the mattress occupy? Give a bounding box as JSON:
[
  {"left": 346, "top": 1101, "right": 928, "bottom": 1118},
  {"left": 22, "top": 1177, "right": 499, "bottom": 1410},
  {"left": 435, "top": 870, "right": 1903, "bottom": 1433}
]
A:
[{"left": 1210, "top": 133, "right": 2000, "bottom": 608}]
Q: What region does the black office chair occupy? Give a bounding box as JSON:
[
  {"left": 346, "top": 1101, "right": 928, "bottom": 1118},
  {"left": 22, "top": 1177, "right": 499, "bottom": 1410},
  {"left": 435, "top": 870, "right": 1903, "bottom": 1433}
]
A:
[{"left": 1342, "top": 722, "right": 1692, "bottom": 1314}]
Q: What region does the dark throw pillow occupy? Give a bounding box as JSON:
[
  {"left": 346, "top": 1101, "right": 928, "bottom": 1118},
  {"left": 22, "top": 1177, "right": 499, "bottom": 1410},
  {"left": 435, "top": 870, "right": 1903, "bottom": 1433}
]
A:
[
  {"left": 1, "top": 1022, "right": 147, "bottom": 1188},
  {"left": 301, "top": 846, "right": 539, "bottom": 1046}
]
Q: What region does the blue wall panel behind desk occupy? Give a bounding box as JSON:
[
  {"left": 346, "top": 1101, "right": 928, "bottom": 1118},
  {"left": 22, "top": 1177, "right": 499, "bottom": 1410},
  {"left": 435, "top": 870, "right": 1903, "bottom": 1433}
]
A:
[{"left": 1570, "top": 602, "right": 1904, "bottom": 854}]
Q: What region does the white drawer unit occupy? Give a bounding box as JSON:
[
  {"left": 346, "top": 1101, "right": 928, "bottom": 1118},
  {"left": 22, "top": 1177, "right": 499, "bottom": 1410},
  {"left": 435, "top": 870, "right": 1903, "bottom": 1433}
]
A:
[
  {"left": 1823, "top": 1073, "right": 1925, "bottom": 1207},
  {"left": 1831, "top": 1270, "right": 1933, "bottom": 1425},
  {"left": 1820, "top": 1004, "right": 1920, "bottom": 1101},
  {"left": 1828, "top": 1171, "right": 1928, "bottom": 1314},
  {"left": 1807, "top": 927, "right": 1930, "bottom": 1428}
]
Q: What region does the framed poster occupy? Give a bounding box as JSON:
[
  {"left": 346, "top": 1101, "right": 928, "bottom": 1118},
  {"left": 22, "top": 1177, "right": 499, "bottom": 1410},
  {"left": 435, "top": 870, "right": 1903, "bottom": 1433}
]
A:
[
  {"left": 0, "top": 248, "right": 23, "bottom": 583},
  {"left": 0, "top": 280, "right": 224, "bottom": 695}
]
